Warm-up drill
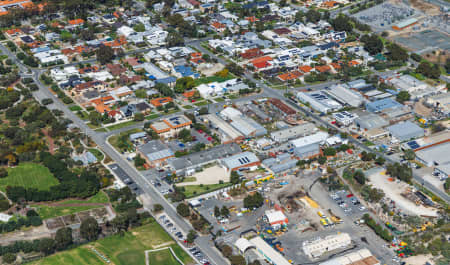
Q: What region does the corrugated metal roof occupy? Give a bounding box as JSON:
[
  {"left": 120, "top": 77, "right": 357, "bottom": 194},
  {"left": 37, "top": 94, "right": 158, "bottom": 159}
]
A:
[{"left": 222, "top": 151, "right": 259, "bottom": 169}]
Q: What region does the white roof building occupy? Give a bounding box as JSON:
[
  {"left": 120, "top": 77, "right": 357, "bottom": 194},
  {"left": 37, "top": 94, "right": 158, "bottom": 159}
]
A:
[
  {"left": 220, "top": 107, "right": 242, "bottom": 120},
  {"left": 297, "top": 91, "right": 342, "bottom": 113},
  {"left": 319, "top": 248, "right": 380, "bottom": 265},
  {"left": 250, "top": 237, "right": 292, "bottom": 265},
  {"left": 265, "top": 210, "right": 288, "bottom": 226},
  {"left": 326, "top": 84, "right": 364, "bottom": 107},
  {"left": 86, "top": 71, "right": 114, "bottom": 82},
  {"left": 234, "top": 238, "right": 254, "bottom": 253},
  {"left": 303, "top": 233, "right": 352, "bottom": 259},
  {"left": 290, "top": 131, "right": 329, "bottom": 149},
  {"left": 117, "top": 25, "right": 135, "bottom": 38}
]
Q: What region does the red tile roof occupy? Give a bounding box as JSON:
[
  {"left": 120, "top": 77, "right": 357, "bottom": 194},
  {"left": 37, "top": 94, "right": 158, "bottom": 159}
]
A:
[
  {"left": 299, "top": 65, "right": 313, "bottom": 73},
  {"left": 315, "top": 65, "right": 332, "bottom": 73}
]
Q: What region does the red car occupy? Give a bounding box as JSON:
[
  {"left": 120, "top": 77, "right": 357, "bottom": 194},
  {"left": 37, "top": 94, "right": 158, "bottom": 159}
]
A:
[{"left": 346, "top": 194, "right": 354, "bottom": 198}]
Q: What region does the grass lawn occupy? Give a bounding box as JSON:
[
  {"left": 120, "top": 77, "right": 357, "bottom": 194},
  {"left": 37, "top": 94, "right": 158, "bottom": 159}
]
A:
[
  {"left": 213, "top": 97, "right": 225, "bottom": 102},
  {"left": 146, "top": 113, "right": 161, "bottom": 120},
  {"left": 183, "top": 105, "right": 194, "bottom": 109},
  {"left": 76, "top": 111, "right": 89, "bottom": 120},
  {"left": 194, "top": 74, "right": 234, "bottom": 86},
  {"left": 87, "top": 123, "right": 100, "bottom": 129},
  {"left": 182, "top": 183, "right": 231, "bottom": 198},
  {"left": 194, "top": 101, "right": 208, "bottom": 106},
  {"left": 88, "top": 148, "right": 104, "bottom": 161},
  {"left": 108, "top": 128, "right": 142, "bottom": 152},
  {"left": 32, "top": 191, "right": 109, "bottom": 220},
  {"left": 148, "top": 249, "right": 181, "bottom": 265},
  {"left": 31, "top": 220, "right": 193, "bottom": 265},
  {"left": 94, "top": 128, "right": 108, "bottom": 132},
  {"left": 69, "top": 105, "right": 82, "bottom": 111},
  {"left": 106, "top": 120, "right": 138, "bottom": 131},
  {"left": 0, "top": 163, "right": 59, "bottom": 192},
  {"left": 182, "top": 177, "right": 196, "bottom": 183}
]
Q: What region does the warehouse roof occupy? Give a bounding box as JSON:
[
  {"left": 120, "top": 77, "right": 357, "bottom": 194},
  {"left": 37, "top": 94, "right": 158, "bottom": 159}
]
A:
[
  {"left": 249, "top": 237, "right": 291, "bottom": 265},
  {"left": 326, "top": 84, "right": 364, "bottom": 107},
  {"left": 290, "top": 131, "right": 328, "bottom": 148},
  {"left": 270, "top": 123, "right": 317, "bottom": 142},
  {"left": 235, "top": 238, "right": 254, "bottom": 253},
  {"left": 366, "top": 98, "right": 403, "bottom": 112},
  {"left": 139, "top": 140, "right": 174, "bottom": 161},
  {"left": 169, "top": 143, "right": 241, "bottom": 171},
  {"left": 205, "top": 114, "right": 243, "bottom": 140},
  {"left": 415, "top": 141, "right": 450, "bottom": 166},
  {"left": 394, "top": 17, "right": 418, "bottom": 29},
  {"left": 386, "top": 121, "right": 424, "bottom": 140},
  {"left": 222, "top": 151, "right": 259, "bottom": 169},
  {"left": 230, "top": 116, "right": 267, "bottom": 137},
  {"left": 265, "top": 210, "right": 288, "bottom": 224},
  {"left": 354, "top": 112, "right": 388, "bottom": 130}
]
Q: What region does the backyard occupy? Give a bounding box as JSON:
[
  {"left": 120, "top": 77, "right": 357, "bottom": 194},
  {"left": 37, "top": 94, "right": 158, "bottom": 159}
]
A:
[
  {"left": 31, "top": 220, "right": 193, "bottom": 265},
  {"left": 182, "top": 182, "right": 231, "bottom": 198},
  {"left": 0, "top": 163, "right": 59, "bottom": 192}
]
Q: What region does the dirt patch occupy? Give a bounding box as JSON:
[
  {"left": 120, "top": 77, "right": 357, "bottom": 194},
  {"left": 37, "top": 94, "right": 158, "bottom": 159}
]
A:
[
  {"left": 403, "top": 254, "right": 435, "bottom": 265},
  {"left": 178, "top": 165, "right": 229, "bottom": 186},
  {"left": 367, "top": 169, "right": 438, "bottom": 217},
  {"left": 197, "top": 63, "right": 225, "bottom": 76},
  {"left": 409, "top": 0, "right": 440, "bottom": 16},
  {"left": 413, "top": 100, "right": 432, "bottom": 117},
  {"left": 421, "top": 49, "right": 450, "bottom": 65},
  {"left": 42, "top": 129, "right": 56, "bottom": 154}
]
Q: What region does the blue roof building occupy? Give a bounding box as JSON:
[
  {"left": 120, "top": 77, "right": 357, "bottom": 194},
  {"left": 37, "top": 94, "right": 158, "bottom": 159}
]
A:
[
  {"left": 365, "top": 98, "right": 403, "bottom": 113},
  {"left": 174, "top": 65, "right": 200, "bottom": 78}
]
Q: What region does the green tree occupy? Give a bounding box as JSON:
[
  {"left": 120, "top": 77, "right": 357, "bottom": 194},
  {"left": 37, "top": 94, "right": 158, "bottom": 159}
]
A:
[
  {"left": 306, "top": 9, "right": 321, "bottom": 23},
  {"left": 230, "top": 171, "right": 240, "bottom": 184},
  {"left": 174, "top": 77, "right": 195, "bottom": 93},
  {"left": 396, "top": 91, "right": 410, "bottom": 103},
  {"left": 386, "top": 43, "right": 408, "bottom": 61},
  {"left": 166, "top": 31, "right": 184, "bottom": 47},
  {"left": 230, "top": 255, "right": 246, "bottom": 265},
  {"left": 214, "top": 205, "right": 221, "bottom": 217},
  {"left": 134, "top": 154, "right": 146, "bottom": 167},
  {"left": 403, "top": 149, "right": 415, "bottom": 160},
  {"left": 153, "top": 204, "right": 164, "bottom": 212},
  {"left": 221, "top": 244, "right": 233, "bottom": 258},
  {"left": 96, "top": 44, "right": 115, "bottom": 65},
  {"left": 375, "top": 156, "right": 386, "bottom": 165},
  {"left": 186, "top": 229, "right": 197, "bottom": 244},
  {"left": 2, "top": 253, "right": 16, "bottom": 264},
  {"left": 221, "top": 206, "right": 229, "bottom": 217},
  {"left": 0, "top": 167, "right": 8, "bottom": 178},
  {"left": 353, "top": 170, "right": 366, "bottom": 185},
  {"left": 80, "top": 217, "right": 99, "bottom": 241},
  {"left": 39, "top": 238, "right": 56, "bottom": 255},
  {"left": 55, "top": 227, "right": 73, "bottom": 250},
  {"left": 361, "top": 34, "right": 383, "bottom": 55},
  {"left": 318, "top": 156, "right": 327, "bottom": 165},
  {"left": 295, "top": 11, "right": 305, "bottom": 22},
  {"left": 133, "top": 23, "right": 145, "bottom": 32},
  {"left": 133, "top": 112, "right": 145, "bottom": 121},
  {"left": 323, "top": 147, "right": 336, "bottom": 157},
  {"left": 331, "top": 15, "right": 353, "bottom": 32},
  {"left": 176, "top": 203, "right": 190, "bottom": 217}
]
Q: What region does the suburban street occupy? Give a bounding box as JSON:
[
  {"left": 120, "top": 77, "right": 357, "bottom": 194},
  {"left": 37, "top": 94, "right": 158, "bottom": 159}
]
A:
[{"left": 1, "top": 26, "right": 447, "bottom": 264}]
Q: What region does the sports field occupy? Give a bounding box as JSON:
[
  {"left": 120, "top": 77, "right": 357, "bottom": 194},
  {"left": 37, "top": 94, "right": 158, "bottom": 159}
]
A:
[
  {"left": 0, "top": 163, "right": 59, "bottom": 192},
  {"left": 31, "top": 220, "right": 193, "bottom": 265}
]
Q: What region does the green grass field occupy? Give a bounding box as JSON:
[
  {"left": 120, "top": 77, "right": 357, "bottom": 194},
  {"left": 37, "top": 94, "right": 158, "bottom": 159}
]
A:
[
  {"left": 32, "top": 191, "right": 110, "bottom": 220},
  {"left": 146, "top": 113, "right": 161, "bottom": 120},
  {"left": 106, "top": 120, "right": 138, "bottom": 131},
  {"left": 88, "top": 148, "right": 104, "bottom": 161},
  {"left": 0, "top": 163, "right": 59, "bottom": 192},
  {"left": 182, "top": 183, "right": 231, "bottom": 198},
  {"left": 31, "top": 221, "right": 193, "bottom": 265},
  {"left": 69, "top": 105, "right": 82, "bottom": 111},
  {"left": 148, "top": 249, "right": 181, "bottom": 265},
  {"left": 108, "top": 128, "right": 142, "bottom": 152}
]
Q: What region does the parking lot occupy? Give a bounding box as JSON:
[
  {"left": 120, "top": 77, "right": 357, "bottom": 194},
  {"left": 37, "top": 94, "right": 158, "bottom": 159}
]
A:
[
  {"left": 108, "top": 163, "right": 142, "bottom": 195},
  {"left": 142, "top": 168, "right": 173, "bottom": 195},
  {"left": 330, "top": 190, "right": 367, "bottom": 217}
]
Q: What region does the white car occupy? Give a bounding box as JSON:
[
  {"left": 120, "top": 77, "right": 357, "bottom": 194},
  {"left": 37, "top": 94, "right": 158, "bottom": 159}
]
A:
[{"left": 359, "top": 206, "right": 366, "bottom": 211}]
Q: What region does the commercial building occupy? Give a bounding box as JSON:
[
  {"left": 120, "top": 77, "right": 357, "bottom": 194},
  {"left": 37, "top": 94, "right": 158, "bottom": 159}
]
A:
[
  {"left": 221, "top": 151, "right": 260, "bottom": 171},
  {"left": 138, "top": 140, "right": 174, "bottom": 167},
  {"left": 265, "top": 210, "right": 288, "bottom": 229},
  {"left": 270, "top": 123, "right": 317, "bottom": 142},
  {"left": 150, "top": 115, "right": 192, "bottom": 138},
  {"left": 415, "top": 140, "right": 450, "bottom": 167},
  {"left": 268, "top": 98, "right": 296, "bottom": 116},
  {"left": 386, "top": 121, "right": 424, "bottom": 142},
  {"left": 319, "top": 248, "right": 380, "bottom": 265},
  {"left": 332, "top": 111, "right": 358, "bottom": 126},
  {"left": 392, "top": 17, "right": 418, "bottom": 30},
  {"left": 290, "top": 131, "right": 329, "bottom": 149},
  {"left": 386, "top": 74, "right": 438, "bottom": 99},
  {"left": 365, "top": 98, "right": 403, "bottom": 113},
  {"left": 230, "top": 116, "right": 267, "bottom": 138},
  {"left": 326, "top": 84, "right": 364, "bottom": 107},
  {"left": 168, "top": 143, "right": 241, "bottom": 174},
  {"left": 204, "top": 114, "right": 244, "bottom": 143},
  {"left": 235, "top": 238, "right": 255, "bottom": 254},
  {"left": 249, "top": 236, "right": 292, "bottom": 265},
  {"left": 297, "top": 91, "right": 342, "bottom": 113},
  {"left": 354, "top": 112, "right": 388, "bottom": 130},
  {"left": 302, "top": 233, "right": 352, "bottom": 259}
]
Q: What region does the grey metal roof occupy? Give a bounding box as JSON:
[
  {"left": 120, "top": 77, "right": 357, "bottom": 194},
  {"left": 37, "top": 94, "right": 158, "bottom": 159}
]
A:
[
  {"left": 270, "top": 159, "right": 297, "bottom": 173},
  {"left": 129, "top": 132, "right": 147, "bottom": 141},
  {"left": 139, "top": 140, "right": 174, "bottom": 161},
  {"left": 169, "top": 143, "right": 241, "bottom": 171},
  {"left": 386, "top": 121, "right": 424, "bottom": 141},
  {"left": 354, "top": 113, "right": 388, "bottom": 130},
  {"left": 222, "top": 151, "right": 259, "bottom": 170}
]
